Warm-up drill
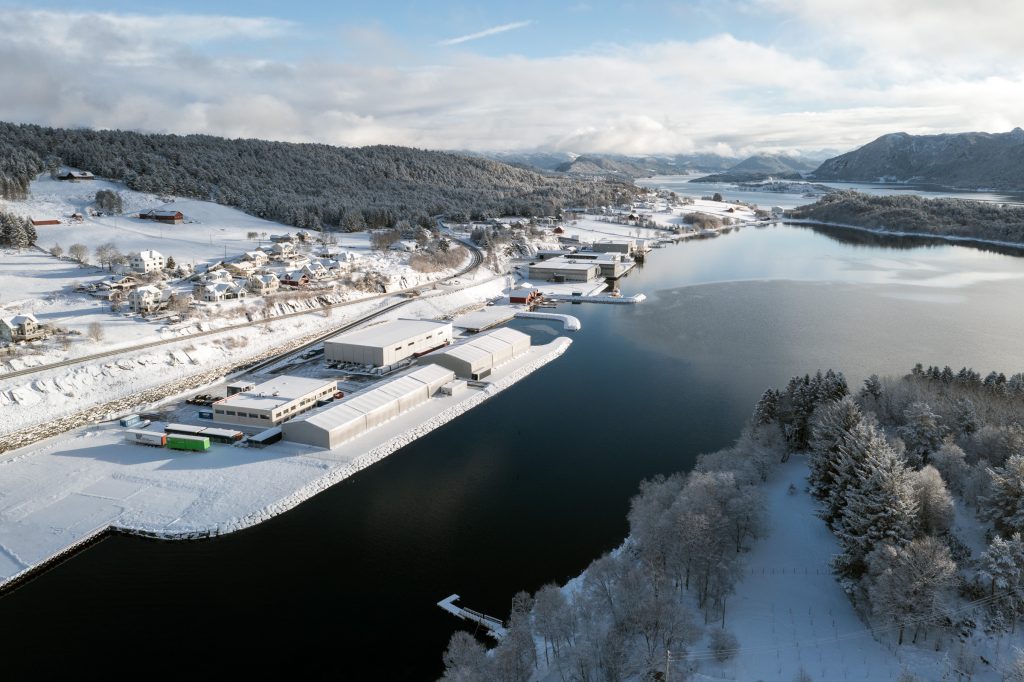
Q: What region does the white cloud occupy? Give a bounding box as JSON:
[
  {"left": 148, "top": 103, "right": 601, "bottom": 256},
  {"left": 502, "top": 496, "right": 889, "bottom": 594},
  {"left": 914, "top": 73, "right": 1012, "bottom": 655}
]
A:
[
  {"left": 437, "top": 21, "right": 532, "bottom": 47},
  {"left": 0, "top": 7, "right": 1019, "bottom": 155}
]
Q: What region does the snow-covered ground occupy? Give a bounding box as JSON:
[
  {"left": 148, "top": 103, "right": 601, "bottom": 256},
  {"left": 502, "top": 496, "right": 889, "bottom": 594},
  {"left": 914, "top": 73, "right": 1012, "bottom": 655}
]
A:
[{"left": 0, "top": 335, "right": 572, "bottom": 588}]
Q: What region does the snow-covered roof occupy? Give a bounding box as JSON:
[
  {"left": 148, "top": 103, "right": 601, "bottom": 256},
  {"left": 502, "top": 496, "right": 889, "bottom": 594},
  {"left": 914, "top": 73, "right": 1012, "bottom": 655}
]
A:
[
  {"left": 136, "top": 249, "right": 164, "bottom": 260},
  {"left": 220, "top": 376, "right": 336, "bottom": 411},
  {"left": 1, "top": 313, "right": 38, "bottom": 327},
  {"left": 327, "top": 319, "right": 450, "bottom": 348}
]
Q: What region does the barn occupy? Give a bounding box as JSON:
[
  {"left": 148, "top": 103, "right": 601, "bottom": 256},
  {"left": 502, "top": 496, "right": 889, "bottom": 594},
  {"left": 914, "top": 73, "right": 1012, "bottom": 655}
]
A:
[
  {"left": 30, "top": 218, "right": 61, "bottom": 226},
  {"left": 282, "top": 364, "right": 455, "bottom": 449},
  {"left": 420, "top": 327, "right": 531, "bottom": 380},
  {"left": 139, "top": 209, "right": 184, "bottom": 224}
]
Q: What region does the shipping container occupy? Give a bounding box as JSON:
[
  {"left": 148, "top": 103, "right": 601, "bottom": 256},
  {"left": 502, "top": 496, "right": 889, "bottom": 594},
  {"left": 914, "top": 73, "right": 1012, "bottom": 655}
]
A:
[
  {"left": 164, "top": 423, "right": 206, "bottom": 437},
  {"left": 124, "top": 429, "right": 166, "bottom": 447},
  {"left": 166, "top": 434, "right": 210, "bottom": 451},
  {"left": 119, "top": 414, "right": 143, "bottom": 427}
]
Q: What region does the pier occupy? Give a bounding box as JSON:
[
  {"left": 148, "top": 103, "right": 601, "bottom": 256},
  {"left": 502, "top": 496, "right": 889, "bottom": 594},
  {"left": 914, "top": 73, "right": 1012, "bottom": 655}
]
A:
[
  {"left": 545, "top": 293, "right": 647, "bottom": 304},
  {"left": 437, "top": 594, "right": 508, "bottom": 640},
  {"left": 513, "top": 311, "right": 581, "bottom": 331}
]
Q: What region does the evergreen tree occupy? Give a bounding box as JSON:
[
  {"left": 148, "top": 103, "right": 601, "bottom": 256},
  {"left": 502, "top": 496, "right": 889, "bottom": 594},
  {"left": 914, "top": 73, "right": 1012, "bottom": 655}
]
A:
[
  {"left": 982, "top": 455, "right": 1024, "bottom": 536},
  {"left": 752, "top": 389, "right": 780, "bottom": 425},
  {"left": 808, "top": 396, "right": 865, "bottom": 501},
  {"left": 166, "top": 256, "right": 176, "bottom": 270},
  {"left": 23, "top": 218, "right": 37, "bottom": 245},
  {"left": 978, "top": 533, "right": 1024, "bottom": 633},
  {"left": 834, "top": 433, "right": 919, "bottom": 579},
  {"left": 898, "top": 402, "right": 945, "bottom": 467}
]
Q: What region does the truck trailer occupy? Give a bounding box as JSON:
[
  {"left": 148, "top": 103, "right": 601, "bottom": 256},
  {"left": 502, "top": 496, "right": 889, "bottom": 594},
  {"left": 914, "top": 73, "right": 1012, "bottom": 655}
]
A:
[
  {"left": 124, "top": 429, "right": 166, "bottom": 447},
  {"left": 166, "top": 434, "right": 210, "bottom": 452}
]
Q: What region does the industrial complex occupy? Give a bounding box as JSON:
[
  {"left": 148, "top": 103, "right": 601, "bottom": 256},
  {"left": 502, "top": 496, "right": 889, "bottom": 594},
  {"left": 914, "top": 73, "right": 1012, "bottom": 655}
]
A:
[
  {"left": 423, "top": 327, "right": 531, "bottom": 380},
  {"left": 211, "top": 376, "right": 338, "bottom": 427}
]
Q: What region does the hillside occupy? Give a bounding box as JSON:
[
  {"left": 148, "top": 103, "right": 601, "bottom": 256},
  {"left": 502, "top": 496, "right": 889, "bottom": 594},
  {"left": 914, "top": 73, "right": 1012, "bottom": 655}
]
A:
[
  {"left": 553, "top": 153, "right": 739, "bottom": 178},
  {"left": 811, "top": 128, "right": 1024, "bottom": 189},
  {"left": 790, "top": 190, "right": 1024, "bottom": 244},
  {"left": 691, "top": 153, "right": 814, "bottom": 182},
  {"left": 0, "top": 122, "right": 636, "bottom": 230}
]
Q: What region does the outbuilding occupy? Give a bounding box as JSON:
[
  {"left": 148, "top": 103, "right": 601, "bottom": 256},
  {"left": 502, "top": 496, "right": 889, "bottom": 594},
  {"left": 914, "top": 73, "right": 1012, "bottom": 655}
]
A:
[{"left": 324, "top": 319, "right": 453, "bottom": 367}]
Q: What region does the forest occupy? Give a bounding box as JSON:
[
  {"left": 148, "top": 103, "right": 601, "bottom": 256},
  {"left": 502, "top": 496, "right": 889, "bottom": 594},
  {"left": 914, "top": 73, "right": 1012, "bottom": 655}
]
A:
[
  {"left": 0, "top": 122, "right": 636, "bottom": 230},
  {"left": 791, "top": 191, "right": 1024, "bottom": 245},
  {"left": 441, "top": 367, "right": 1024, "bottom": 681}
]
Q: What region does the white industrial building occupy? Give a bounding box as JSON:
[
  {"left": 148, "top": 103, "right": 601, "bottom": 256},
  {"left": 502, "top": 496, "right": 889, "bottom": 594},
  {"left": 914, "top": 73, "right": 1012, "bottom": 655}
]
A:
[
  {"left": 324, "top": 319, "right": 453, "bottom": 367},
  {"left": 527, "top": 259, "right": 601, "bottom": 283},
  {"left": 421, "top": 327, "right": 531, "bottom": 380},
  {"left": 282, "top": 364, "right": 455, "bottom": 449},
  {"left": 212, "top": 375, "right": 337, "bottom": 427},
  {"left": 591, "top": 238, "right": 635, "bottom": 254}
]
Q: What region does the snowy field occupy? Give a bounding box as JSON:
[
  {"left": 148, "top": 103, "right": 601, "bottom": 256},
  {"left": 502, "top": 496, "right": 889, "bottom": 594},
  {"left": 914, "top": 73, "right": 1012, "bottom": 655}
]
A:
[{"left": 0, "top": 336, "right": 572, "bottom": 588}]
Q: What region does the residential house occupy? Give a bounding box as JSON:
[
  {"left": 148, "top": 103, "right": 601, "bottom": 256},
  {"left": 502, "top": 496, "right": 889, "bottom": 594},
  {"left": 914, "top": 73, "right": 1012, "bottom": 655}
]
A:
[
  {"left": 270, "top": 233, "right": 295, "bottom": 243},
  {"left": 58, "top": 171, "right": 94, "bottom": 181},
  {"left": 128, "top": 285, "right": 173, "bottom": 314},
  {"left": 302, "top": 262, "right": 329, "bottom": 281},
  {"left": 247, "top": 273, "right": 280, "bottom": 296},
  {"left": 138, "top": 209, "right": 184, "bottom": 224},
  {"left": 0, "top": 314, "right": 46, "bottom": 343},
  {"left": 224, "top": 261, "right": 256, "bottom": 277},
  {"left": 280, "top": 271, "right": 309, "bottom": 288},
  {"left": 390, "top": 240, "right": 419, "bottom": 252},
  {"left": 129, "top": 250, "right": 165, "bottom": 274},
  {"left": 242, "top": 251, "right": 269, "bottom": 266},
  {"left": 200, "top": 281, "right": 247, "bottom": 302},
  {"left": 269, "top": 242, "right": 295, "bottom": 258}
]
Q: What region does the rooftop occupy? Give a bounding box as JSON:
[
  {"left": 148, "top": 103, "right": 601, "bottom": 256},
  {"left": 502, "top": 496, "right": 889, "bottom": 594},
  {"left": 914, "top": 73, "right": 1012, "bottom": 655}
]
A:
[
  {"left": 327, "top": 318, "right": 451, "bottom": 348},
  {"left": 218, "top": 375, "right": 336, "bottom": 411},
  {"left": 528, "top": 260, "right": 600, "bottom": 272}
]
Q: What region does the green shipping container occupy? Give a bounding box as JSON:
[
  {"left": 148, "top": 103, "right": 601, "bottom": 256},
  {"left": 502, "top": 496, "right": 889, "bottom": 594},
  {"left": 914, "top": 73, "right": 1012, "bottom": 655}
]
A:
[{"left": 166, "top": 434, "right": 210, "bottom": 451}]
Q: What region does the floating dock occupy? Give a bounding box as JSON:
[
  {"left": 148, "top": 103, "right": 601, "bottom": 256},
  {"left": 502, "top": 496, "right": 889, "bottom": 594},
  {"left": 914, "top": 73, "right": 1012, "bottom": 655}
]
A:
[
  {"left": 545, "top": 293, "right": 646, "bottom": 304},
  {"left": 437, "top": 594, "right": 507, "bottom": 640},
  {"left": 513, "top": 311, "right": 581, "bottom": 331}
]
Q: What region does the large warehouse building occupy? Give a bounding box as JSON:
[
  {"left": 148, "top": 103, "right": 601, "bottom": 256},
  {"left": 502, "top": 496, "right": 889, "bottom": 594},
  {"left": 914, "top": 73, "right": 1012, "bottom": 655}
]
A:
[
  {"left": 212, "top": 376, "right": 337, "bottom": 427},
  {"left": 324, "top": 319, "right": 453, "bottom": 367},
  {"left": 422, "top": 327, "right": 531, "bottom": 380},
  {"left": 282, "top": 364, "right": 455, "bottom": 449},
  {"left": 527, "top": 260, "right": 601, "bottom": 283}
]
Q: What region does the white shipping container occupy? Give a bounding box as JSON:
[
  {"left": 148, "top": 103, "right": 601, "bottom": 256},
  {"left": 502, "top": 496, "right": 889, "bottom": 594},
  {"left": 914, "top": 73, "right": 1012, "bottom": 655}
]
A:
[{"left": 124, "top": 429, "right": 166, "bottom": 446}]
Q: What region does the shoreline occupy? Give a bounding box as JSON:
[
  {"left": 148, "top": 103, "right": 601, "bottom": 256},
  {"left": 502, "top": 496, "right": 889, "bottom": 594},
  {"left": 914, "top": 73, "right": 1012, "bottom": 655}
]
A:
[
  {"left": 784, "top": 218, "right": 1024, "bottom": 251},
  {"left": 0, "top": 337, "right": 572, "bottom": 592}
]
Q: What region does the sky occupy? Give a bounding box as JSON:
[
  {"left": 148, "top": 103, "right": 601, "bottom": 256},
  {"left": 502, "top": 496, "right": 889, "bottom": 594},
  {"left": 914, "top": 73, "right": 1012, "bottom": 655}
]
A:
[{"left": 1, "top": 0, "right": 1023, "bottom": 157}]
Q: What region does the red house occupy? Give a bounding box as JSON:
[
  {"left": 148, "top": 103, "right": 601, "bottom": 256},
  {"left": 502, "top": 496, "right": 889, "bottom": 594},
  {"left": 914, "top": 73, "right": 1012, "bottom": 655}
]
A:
[
  {"left": 509, "top": 288, "right": 542, "bottom": 305},
  {"left": 139, "top": 209, "right": 184, "bottom": 224}
]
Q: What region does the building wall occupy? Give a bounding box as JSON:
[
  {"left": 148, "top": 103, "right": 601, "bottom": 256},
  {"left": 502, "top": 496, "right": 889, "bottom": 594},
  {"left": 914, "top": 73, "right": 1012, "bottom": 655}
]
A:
[
  {"left": 213, "top": 381, "right": 336, "bottom": 427},
  {"left": 325, "top": 324, "right": 452, "bottom": 367},
  {"left": 527, "top": 264, "right": 599, "bottom": 282}
]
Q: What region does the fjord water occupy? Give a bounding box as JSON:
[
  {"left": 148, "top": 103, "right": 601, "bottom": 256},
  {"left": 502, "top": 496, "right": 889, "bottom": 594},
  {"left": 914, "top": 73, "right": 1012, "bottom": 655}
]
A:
[{"left": 3, "top": 224, "right": 1024, "bottom": 679}]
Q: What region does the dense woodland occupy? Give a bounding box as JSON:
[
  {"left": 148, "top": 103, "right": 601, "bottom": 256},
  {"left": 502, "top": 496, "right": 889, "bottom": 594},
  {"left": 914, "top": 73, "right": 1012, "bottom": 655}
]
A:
[
  {"left": 791, "top": 191, "right": 1024, "bottom": 244},
  {"left": 0, "top": 122, "right": 636, "bottom": 230},
  {"left": 443, "top": 367, "right": 1024, "bottom": 681}
]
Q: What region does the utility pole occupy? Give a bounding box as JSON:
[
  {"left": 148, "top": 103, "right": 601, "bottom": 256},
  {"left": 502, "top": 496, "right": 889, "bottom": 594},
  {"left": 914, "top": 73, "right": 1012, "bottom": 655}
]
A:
[{"left": 665, "top": 649, "right": 670, "bottom": 682}]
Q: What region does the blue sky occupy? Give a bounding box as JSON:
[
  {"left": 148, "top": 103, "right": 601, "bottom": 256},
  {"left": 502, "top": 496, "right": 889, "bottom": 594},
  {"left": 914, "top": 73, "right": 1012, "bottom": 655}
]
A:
[{"left": 0, "top": 1, "right": 1020, "bottom": 154}]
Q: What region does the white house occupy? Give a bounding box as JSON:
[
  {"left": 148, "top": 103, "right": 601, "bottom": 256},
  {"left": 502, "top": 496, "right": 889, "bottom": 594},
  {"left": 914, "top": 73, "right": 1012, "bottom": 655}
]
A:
[
  {"left": 129, "top": 249, "right": 165, "bottom": 274},
  {"left": 247, "top": 273, "right": 280, "bottom": 296},
  {"left": 0, "top": 313, "right": 46, "bottom": 342},
  {"left": 303, "top": 262, "right": 329, "bottom": 280},
  {"left": 128, "top": 285, "right": 173, "bottom": 314},
  {"left": 242, "top": 251, "right": 269, "bottom": 266},
  {"left": 389, "top": 240, "right": 419, "bottom": 252},
  {"left": 201, "top": 281, "right": 247, "bottom": 302},
  {"left": 269, "top": 242, "right": 295, "bottom": 258}
]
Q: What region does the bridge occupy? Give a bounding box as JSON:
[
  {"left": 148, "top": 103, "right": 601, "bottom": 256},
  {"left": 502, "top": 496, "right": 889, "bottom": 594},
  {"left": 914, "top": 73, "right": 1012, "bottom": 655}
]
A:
[{"left": 437, "top": 594, "right": 507, "bottom": 640}]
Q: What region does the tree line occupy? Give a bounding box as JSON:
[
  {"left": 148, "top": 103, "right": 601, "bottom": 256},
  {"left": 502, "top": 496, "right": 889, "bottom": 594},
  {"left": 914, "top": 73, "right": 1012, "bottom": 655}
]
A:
[
  {"left": 0, "top": 121, "right": 637, "bottom": 231},
  {"left": 791, "top": 191, "right": 1024, "bottom": 245}
]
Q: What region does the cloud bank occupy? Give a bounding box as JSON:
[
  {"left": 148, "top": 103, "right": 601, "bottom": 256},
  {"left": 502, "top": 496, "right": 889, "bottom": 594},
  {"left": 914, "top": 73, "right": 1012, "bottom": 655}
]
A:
[{"left": 0, "top": 6, "right": 1020, "bottom": 155}]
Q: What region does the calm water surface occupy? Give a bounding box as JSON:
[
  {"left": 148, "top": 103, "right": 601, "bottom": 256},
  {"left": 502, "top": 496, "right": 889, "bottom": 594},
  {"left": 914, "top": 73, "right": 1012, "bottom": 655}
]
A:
[{"left": 2, "top": 225, "right": 1024, "bottom": 679}]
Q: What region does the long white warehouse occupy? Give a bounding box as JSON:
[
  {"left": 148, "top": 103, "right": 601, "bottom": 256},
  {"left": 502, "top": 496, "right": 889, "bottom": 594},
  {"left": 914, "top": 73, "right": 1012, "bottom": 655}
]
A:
[
  {"left": 282, "top": 364, "right": 454, "bottom": 449},
  {"left": 421, "top": 327, "right": 530, "bottom": 380},
  {"left": 324, "top": 319, "right": 452, "bottom": 367}
]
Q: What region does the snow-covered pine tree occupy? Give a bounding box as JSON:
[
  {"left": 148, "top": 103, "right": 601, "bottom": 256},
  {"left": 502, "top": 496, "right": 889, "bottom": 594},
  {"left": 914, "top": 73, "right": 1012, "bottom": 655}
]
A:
[
  {"left": 897, "top": 402, "right": 946, "bottom": 467},
  {"left": 752, "top": 388, "right": 780, "bottom": 425},
  {"left": 808, "top": 396, "right": 865, "bottom": 501},
  {"left": 978, "top": 533, "right": 1024, "bottom": 633},
  {"left": 834, "top": 431, "right": 919, "bottom": 580},
  {"left": 982, "top": 455, "right": 1024, "bottom": 536}
]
